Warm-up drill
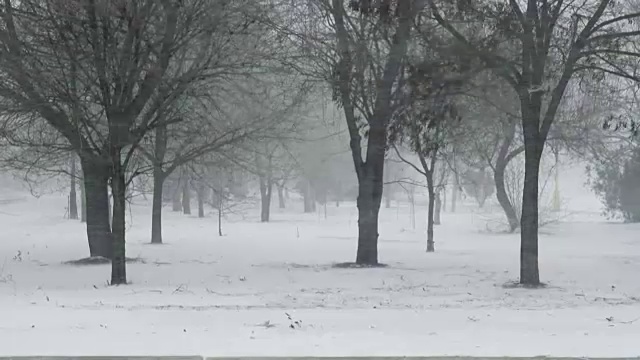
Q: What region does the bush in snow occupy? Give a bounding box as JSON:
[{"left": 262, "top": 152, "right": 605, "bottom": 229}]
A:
[{"left": 590, "top": 147, "right": 640, "bottom": 222}]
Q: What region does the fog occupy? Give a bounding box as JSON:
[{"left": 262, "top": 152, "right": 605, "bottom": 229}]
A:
[{"left": 0, "top": 0, "right": 639, "bottom": 357}]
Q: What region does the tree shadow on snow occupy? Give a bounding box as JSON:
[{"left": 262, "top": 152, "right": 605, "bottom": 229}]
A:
[
  {"left": 332, "top": 262, "right": 388, "bottom": 269},
  {"left": 63, "top": 256, "right": 146, "bottom": 266},
  {"left": 502, "top": 280, "right": 549, "bottom": 289}
]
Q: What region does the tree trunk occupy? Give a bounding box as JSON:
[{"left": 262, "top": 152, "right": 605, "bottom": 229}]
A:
[
  {"left": 172, "top": 179, "right": 182, "bottom": 212},
  {"left": 110, "top": 150, "right": 127, "bottom": 285},
  {"left": 442, "top": 186, "right": 447, "bottom": 213},
  {"left": 303, "top": 179, "right": 315, "bottom": 213},
  {"left": 520, "top": 146, "right": 541, "bottom": 286},
  {"left": 151, "top": 166, "right": 165, "bottom": 244},
  {"left": 218, "top": 195, "right": 223, "bottom": 236},
  {"left": 425, "top": 170, "right": 435, "bottom": 253},
  {"left": 434, "top": 190, "right": 442, "bottom": 225},
  {"left": 259, "top": 175, "right": 272, "bottom": 222},
  {"left": 80, "top": 174, "right": 87, "bottom": 223},
  {"left": 451, "top": 175, "right": 458, "bottom": 213},
  {"left": 277, "top": 184, "right": 286, "bottom": 209},
  {"left": 81, "top": 159, "right": 113, "bottom": 259},
  {"left": 495, "top": 162, "right": 520, "bottom": 232},
  {"left": 69, "top": 156, "right": 78, "bottom": 220},
  {"left": 353, "top": 127, "right": 395, "bottom": 264},
  {"left": 493, "top": 119, "right": 521, "bottom": 233},
  {"left": 356, "top": 172, "right": 380, "bottom": 264},
  {"left": 197, "top": 184, "right": 206, "bottom": 218},
  {"left": 331, "top": 0, "right": 412, "bottom": 266},
  {"left": 182, "top": 181, "right": 191, "bottom": 215}
]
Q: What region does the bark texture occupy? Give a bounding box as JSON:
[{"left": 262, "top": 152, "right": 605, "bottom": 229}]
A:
[
  {"left": 151, "top": 166, "right": 165, "bottom": 244},
  {"left": 69, "top": 156, "right": 78, "bottom": 220},
  {"left": 81, "top": 159, "right": 113, "bottom": 259},
  {"left": 425, "top": 166, "right": 436, "bottom": 252},
  {"left": 110, "top": 151, "right": 127, "bottom": 285}
]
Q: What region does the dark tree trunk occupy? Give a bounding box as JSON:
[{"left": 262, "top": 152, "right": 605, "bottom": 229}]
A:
[
  {"left": 182, "top": 181, "right": 191, "bottom": 215},
  {"left": 259, "top": 175, "right": 272, "bottom": 222},
  {"left": 434, "top": 191, "right": 442, "bottom": 225},
  {"left": 68, "top": 60, "right": 79, "bottom": 221},
  {"left": 356, "top": 172, "right": 380, "bottom": 265},
  {"left": 518, "top": 94, "right": 545, "bottom": 286},
  {"left": 425, "top": 170, "right": 436, "bottom": 253},
  {"left": 218, "top": 194, "right": 223, "bottom": 236},
  {"left": 80, "top": 174, "right": 87, "bottom": 223},
  {"left": 110, "top": 150, "right": 127, "bottom": 285},
  {"left": 331, "top": 0, "right": 412, "bottom": 266},
  {"left": 277, "top": 184, "right": 285, "bottom": 209},
  {"left": 355, "top": 137, "right": 385, "bottom": 265},
  {"left": 81, "top": 159, "right": 113, "bottom": 259},
  {"left": 520, "top": 146, "right": 541, "bottom": 285},
  {"left": 69, "top": 156, "right": 78, "bottom": 220},
  {"left": 197, "top": 184, "right": 206, "bottom": 218},
  {"left": 151, "top": 166, "right": 165, "bottom": 244}
]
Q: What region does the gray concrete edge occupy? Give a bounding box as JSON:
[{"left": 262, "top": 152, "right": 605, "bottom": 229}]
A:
[{"left": 2, "top": 357, "right": 640, "bottom": 360}]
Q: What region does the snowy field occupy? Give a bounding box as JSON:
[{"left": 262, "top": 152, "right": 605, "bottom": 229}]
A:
[{"left": 1, "top": 165, "right": 640, "bottom": 357}]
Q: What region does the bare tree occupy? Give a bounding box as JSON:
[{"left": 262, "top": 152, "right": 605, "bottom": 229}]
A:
[
  {"left": 140, "top": 73, "right": 284, "bottom": 243},
  {"left": 0, "top": 0, "right": 269, "bottom": 284},
  {"left": 430, "top": 0, "right": 640, "bottom": 285},
  {"left": 289, "top": 0, "right": 419, "bottom": 265}
]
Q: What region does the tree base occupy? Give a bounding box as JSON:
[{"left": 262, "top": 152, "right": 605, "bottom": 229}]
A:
[
  {"left": 333, "top": 262, "right": 387, "bottom": 269},
  {"left": 64, "top": 256, "right": 145, "bottom": 265},
  {"left": 502, "top": 281, "right": 547, "bottom": 289}
]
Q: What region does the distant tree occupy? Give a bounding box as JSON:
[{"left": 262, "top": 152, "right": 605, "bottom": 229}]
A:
[{"left": 590, "top": 143, "right": 640, "bottom": 222}]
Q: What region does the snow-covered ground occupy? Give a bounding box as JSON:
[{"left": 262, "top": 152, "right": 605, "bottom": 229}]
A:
[{"left": 1, "top": 165, "right": 640, "bottom": 357}]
